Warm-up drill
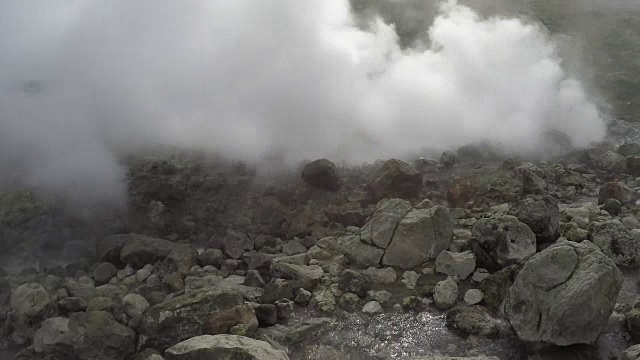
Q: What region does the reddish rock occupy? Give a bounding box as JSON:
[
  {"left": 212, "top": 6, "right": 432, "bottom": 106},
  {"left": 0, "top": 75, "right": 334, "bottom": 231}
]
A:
[
  {"left": 598, "top": 182, "right": 634, "bottom": 205},
  {"left": 366, "top": 159, "right": 422, "bottom": 201},
  {"left": 447, "top": 182, "right": 477, "bottom": 209}
]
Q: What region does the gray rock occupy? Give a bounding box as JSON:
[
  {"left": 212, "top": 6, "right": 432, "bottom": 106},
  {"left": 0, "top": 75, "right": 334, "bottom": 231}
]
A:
[
  {"left": 362, "top": 267, "right": 397, "bottom": 285},
  {"left": 463, "top": 289, "right": 484, "bottom": 305},
  {"left": 68, "top": 311, "right": 136, "bottom": 360},
  {"left": 472, "top": 269, "right": 490, "bottom": 283},
  {"left": 11, "top": 282, "right": 54, "bottom": 325},
  {"left": 340, "top": 235, "right": 384, "bottom": 269},
  {"left": 164, "top": 334, "right": 289, "bottom": 360},
  {"left": 275, "top": 298, "right": 294, "bottom": 320},
  {"left": 361, "top": 198, "right": 412, "bottom": 249},
  {"left": 402, "top": 271, "right": 419, "bottom": 290},
  {"left": 382, "top": 207, "right": 454, "bottom": 269},
  {"left": 33, "top": 317, "right": 72, "bottom": 354},
  {"left": 272, "top": 262, "right": 323, "bottom": 291},
  {"left": 120, "top": 234, "right": 177, "bottom": 269},
  {"left": 446, "top": 305, "right": 500, "bottom": 336},
  {"left": 472, "top": 215, "right": 536, "bottom": 267},
  {"left": 508, "top": 196, "right": 560, "bottom": 244},
  {"left": 138, "top": 288, "right": 243, "bottom": 351},
  {"left": 295, "top": 289, "right": 312, "bottom": 305},
  {"left": 165, "top": 244, "right": 199, "bottom": 274},
  {"left": 433, "top": 278, "right": 458, "bottom": 310},
  {"left": 590, "top": 220, "right": 640, "bottom": 267},
  {"left": 366, "top": 290, "right": 392, "bottom": 304},
  {"left": 435, "top": 250, "right": 476, "bottom": 280},
  {"left": 93, "top": 262, "right": 117, "bottom": 285},
  {"left": 338, "top": 269, "right": 370, "bottom": 298},
  {"left": 136, "top": 268, "right": 152, "bottom": 283},
  {"left": 282, "top": 240, "right": 308, "bottom": 256},
  {"left": 440, "top": 151, "right": 458, "bottom": 167},
  {"left": 366, "top": 159, "right": 423, "bottom": 201},
  {"left": 362, "top": 301, "right": 383, "bottom": 315},
  {"left": 301, "top": 159, "right": 340, "bottom": 192},
  {"left": 244, "top": 270, "right": 266, "bottom": 288},
  {"left": 410, "top": 357, "right": 498, "bottom": 360},
  {"left": 505, "top": 241, "right": 623, "bottom": 345},
  {"left": 622, "top": 344, "right": 640, "bottom": 360},
  {"left": 198, "top": 248, "right": 224, "bottom": 268},
  {"left": 122, "top": 293, "right": 150, "bottom": 318},
  {"left": 58, "top": 296, "right": 87, "bottom": 312},
  {"left": 262, "top": 279, "right": 294, "bottom": 304},
  {"left": 223, "top": 230, "right": 254, "bottom": 260}
]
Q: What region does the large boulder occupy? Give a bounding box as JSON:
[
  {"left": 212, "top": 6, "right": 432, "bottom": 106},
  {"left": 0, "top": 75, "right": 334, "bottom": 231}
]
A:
[
  {"left": 164, "top": 334, "right": 289, "bottom": 360},
  {"left": 68, "top": 311, "right": 136, "bottom": 360},
  {"left": 435, "top": 251, "right": 476, "bottom": 280},
  {"left": 222, "top": 230, "right": 254, "bottom": 260},
  {"left": 598, "top": 182, "right": 634, "bottom": 205},
  {"left": 366, "top": 159, "right": 423, "bottom": 201},
  {"left": 504, "top": 241, "right": 622, "bottom": 346},
  {"left": 361, "top": 198, "right": 412, "bottom": 249},
  {"left": 33, "top": 317, "right": 73, "bottom": 355},
  {"left": 471, "top": 215, "right": 536, "bottom": 267},
  {"left": 301, "top": 159, "right": 340, "bottom": 191},
  {"left": 508, "top": 196, "right": 560, "bottom": 245},
  {"left": 272, "top": 263, "right": 324, "bottom": 291},
  {"left": 164, "top": 244, "right": 199, "bottom": 274},
  {"left": 382, "top": 207, "right": 454, "bottom": 269},
  {"left": 590, "top": 220, "right": 640, "bottom": 267},
  {"left": 120, "top": 234, "right": 177, "bottom": 269},
  {"left": 11, "top": 282, "right": 54, "bottom": 326},
  {"left": 138, "top": 288, "right": 243, "bottom": 350},
  {"left": 340, "top": 235, "right": 385, "bottom": 269}
]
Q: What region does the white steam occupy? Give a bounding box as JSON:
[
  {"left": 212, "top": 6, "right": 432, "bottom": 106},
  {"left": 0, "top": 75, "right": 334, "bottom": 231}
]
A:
[{"left": 0, "top": 0, "right": 606, "bottom": 206}]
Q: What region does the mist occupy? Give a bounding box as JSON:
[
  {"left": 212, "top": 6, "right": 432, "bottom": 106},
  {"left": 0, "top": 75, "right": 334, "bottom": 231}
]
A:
[{"left": 0, "top": 0, "right": 607, "bottom": 207}]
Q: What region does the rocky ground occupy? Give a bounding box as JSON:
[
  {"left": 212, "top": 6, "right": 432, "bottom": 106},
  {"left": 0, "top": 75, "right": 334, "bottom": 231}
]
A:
[{"left": 3, "top": 121, "right": 640, "bottom": 359}]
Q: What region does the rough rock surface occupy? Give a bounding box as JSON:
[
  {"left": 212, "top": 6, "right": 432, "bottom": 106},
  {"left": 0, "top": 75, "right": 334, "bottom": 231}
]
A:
[
  {"left": 508, "top": 196, "right": 560, "bottom": 245},
  {"left": 472, "top": 215, "right": 536, "bottom": 267},
  {"left": 590, "top": 220, "right": 640, "bottom": 267},
  {"left": 361, "top": 198, "right": 412, "bottom": 249},
  {"left": 504, "top": 241, "right": 622, "bottom": 345},
  {"left": 382, "top": 207, "right": 454, "bottom": 269},
  {"left": 164, "top": 334, "right": 289, "bottom": 360},
  {"left": 340, "top": 235, "right": 384, "bottom": 269},
  {"left": 68, "top": 311, "right": 136, "bottom": 360},
  {"left": 120, "top": 234, "right": 177, "bottom": 268},
  {"left": 435, "top": 250, "right": 476, "bottom": 280},
  {"left": 11, "top": 282, "right": 54, "bottom": 326},
  {"left": 301, "top": 159, "right": 340, "bottom": 192},
  {"left": 366, "top": 159, "right": 423, "bottom": 201}
]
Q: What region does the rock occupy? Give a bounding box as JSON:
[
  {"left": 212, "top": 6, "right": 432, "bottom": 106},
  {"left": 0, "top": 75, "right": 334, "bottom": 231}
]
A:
[
  {"left": 339, "top": 292, "right": 360, "bottom": 311},
  {"left": 618, "top": 143, "right": 640, "bottom": 157},
  {"left": 367, "top": 290, "right": 392, "bottom": 304},
  {"left": 164, "top": 334, "right": 289, "bottom": 360},
  {"left": 262, "top": 279, "right": 294, "bottom": 304},
  {"left": 11, "top": 282, "right": 54, "bottom": 325},
  {"left": 508, "top": 196, "right": 560, "bottom": 245},
  {"left": 401, "top": 271, "right": 419, "bottom": 290},
  {"left": 272, "top": 263, "right": 323, "bottom": 291},
  {"left": 255, "top": 304, "right": 278, "bottom": 327},
  {"left": 590, "top": 220, "right": 640, "bottom": 267},
  {"left": 58, "top": 297, "right": 87, "bottom": 313},
  {"left": 33, "top": 317, "right": 72, "bottom": 354},
  {"left": 440, "top": 151, "right": 458, "bottom": 167},
  {"left": 603, "top": 198, "right": 622, "bottom": 215},
  {"left": 504, "top": 241, "right": 623, "bottom": 345},
  {"left": 472, "top": 269, "right": 490, "bottom": 283},
  {"left": 68, "top": 311, "right": 136, "bottom": 360},
  {"left": 282, "top": 240, "right": 307, "bottom": 256},
  {"left": 340, "top": 235, "right": 385, "bottom": 268},
  {"left": 435, "top": 251, "right": 476, "bottom": 280},
  {"left": 382, "top": 207, "right": 454, "bottom": 269},
  {"left": 286, "top": 318, "right": 332, "bottom": 343},
  {"left": 622, "top": 344, "right": 640, "bottom": 360},
  {"left": 464, "top": 289, "right": 484, "bottom": 305},
  {"left": 204, "top": 304, "right": 258, "bottom": 336},
  {"left": 295, "top": 289, "right": 312, "bottom": 305},
  {"left": 471, "top": 215, "right": 536, "bottom": 267},
  {"left": 521, "top": 169, "right": 546, "bottom": 194},
  {"left": 301, "top": 159, "right": 340, "bottom": 191},
  {"left": 163, "top": 272, "right": 185, "bottom": 292},
  {"left": 362, "top": 267, "right": 397, "bottom": 285},
  {"left": 598, "top": 182, "right": 633, "bottom": 205},
  {"left": 138, "top": 288, "right": 243, "bottom": 350},
  {"left": 411, "top": 357, "right": 498, "bottom": 360},
  {"left": 93, "top": 262, "right": 117, "bottom": 285},
  {"left": 366, "top": 159, "right": 423, "bottom": 201},
  {"left": 481, "top": 265, "right": 521, "bottom": 308},
  {"left": 628, "top": 155, "right": 640, "bottom": 177},
  {"left": 223, "top": 230, "right": 254, "bottom": 260},
  {"left": 120, "top": 234, "right": 177, "bottom": 269},
  {"left": 132, "top": 349, "right": 165, "bottom": 360},
  {"left": 338, "top": 270, "right": 371, "bottom": 298},
  {"left": 198, "top": 248, "right": 224, "bottom": 268},
  {"left": 446, "top": 306, "right": 500, "bottom": 336},
  {"left": 433, "top": 278, "right": 458, "bottom": 310},
  {"left": 600, "top": 150, "right": 628, "bottom": 173},
  {"left": 361, "top": 198, "right": 412, "bottom": 249},
  {"left": 244, "top": 270, "right": 266, "bottom": 288},
  {"left": 136, "top": 268, "right": 152, "bottom": 283},
  {"left": 311, "top": 285, "right": 337, "bottom": 313},
  {"left": 122, "top": 293, "right": 150, "bottom": 318},
  {"left": 561, "top": 222, "right": 589, "bottom": 243},
  {"left": 275, "top": 299, "right": 294, "bottom": 320},
  {"left": 300, "top": 345, "right": 348, "bottom": 360},
  {"left": 362, "top": 301, "right": 383, "bottom": 315},
  {"left": 165, "top": 244, "right": 199, "bottom": 274}
]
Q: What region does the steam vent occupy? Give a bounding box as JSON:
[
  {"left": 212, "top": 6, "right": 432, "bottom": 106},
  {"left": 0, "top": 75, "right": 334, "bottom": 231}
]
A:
[{"left": 1, "top": 0, "right": 640, "bottom": 359}]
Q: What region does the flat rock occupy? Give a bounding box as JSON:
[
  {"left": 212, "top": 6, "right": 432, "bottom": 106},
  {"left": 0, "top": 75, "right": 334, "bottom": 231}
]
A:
[{"left": 164, "top": 334, "right": 288, "bottom": 360}]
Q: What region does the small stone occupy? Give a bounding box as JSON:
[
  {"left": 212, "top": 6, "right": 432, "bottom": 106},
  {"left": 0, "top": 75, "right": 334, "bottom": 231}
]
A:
[
  {"left": 198, "top": 248, "right": 224, "bottom": 268},
  {"left": 433, "top": 277, "right": 458, "bottom": 310},
  {"left": 401, "top": 271, "right": 418, "bottom": 290},
  {"left": 339, "top": 293, "right": 360, "bottom": 311},
  {"left": 362, "top": 301, "right": 383, "bottom": 315},
  {"left": 136, "top": 269, "right": 152, "bottom": 283},
  {"left": 435, "top": 250, "right": 476, "bottom": 280},
  {"left": 362, "top": 267, "right": 397, "bottom": 285},
  {"left": 402, "top": 296, "right": 421, "bottom": 309},
  {"left": 122, "top": 293, "right": 150, "bottom": 318},
  {"left": 295, "top": 289, "right": 312, "bottom": 305},
  {"left": 603, "top": 198, "right": 622, "bottom": 215},
  {"left": 117, "top": 265, "right": 134, "bottom": 280},
  {"left": 146, "top": 274, "right": 162, "bottom": 287},
  {"left": 366, "top": 290, "right": 392, "bottom": 304},
  {"left": 472, "top": 269, "right": 490, "bottom": 283},
  {"left": 464, "top": 289, "right": 484, "bottom": 305}
]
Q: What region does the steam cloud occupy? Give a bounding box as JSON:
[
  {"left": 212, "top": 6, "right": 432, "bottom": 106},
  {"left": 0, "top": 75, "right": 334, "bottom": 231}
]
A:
[{"left": 0, "top": 0, "right": 606, "bottom": 206}]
